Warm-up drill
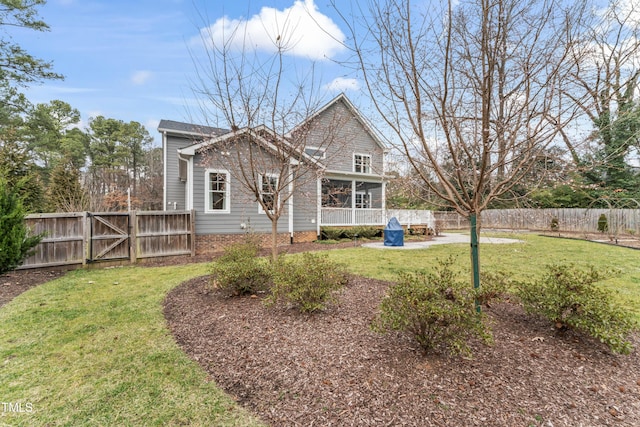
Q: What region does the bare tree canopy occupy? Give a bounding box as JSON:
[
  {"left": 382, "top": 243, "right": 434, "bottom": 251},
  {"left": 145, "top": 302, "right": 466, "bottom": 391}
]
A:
[
  {"left": 333, "top": 0, "right": 586, "bottom": 296},
  {"left": 336, "top": 0, "right": 584, "bottom": 218},
  {"left": 561, "top": 0, "right": 640, "bottom": 190}
]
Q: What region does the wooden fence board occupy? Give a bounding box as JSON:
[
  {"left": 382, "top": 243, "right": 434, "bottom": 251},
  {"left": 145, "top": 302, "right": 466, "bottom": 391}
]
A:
[
  {"left": 434, "top": 209, "right": 640, "bottom": 234},
  {"left": 19, "top": 210, "right": 194, "bottom": 270}
]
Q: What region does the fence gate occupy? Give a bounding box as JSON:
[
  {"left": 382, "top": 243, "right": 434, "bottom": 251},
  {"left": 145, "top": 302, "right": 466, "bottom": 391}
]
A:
[{"left": 88, "top": 212, "right": 130, "bottom": 262}]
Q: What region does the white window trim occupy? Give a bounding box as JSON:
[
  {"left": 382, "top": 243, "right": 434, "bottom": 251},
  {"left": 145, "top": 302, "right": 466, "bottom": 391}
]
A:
[
  {"left": 204, "top": 169, "right": 230, "bottom": 214},
  {"left": 258, "top": 173, "right": 279, "bottom": 214},
  {"left": 355, "top": 191, "right": 371, "bottom": 209},
  {"left": 353, "top": 153, "right": 372, "bottom": 174}
]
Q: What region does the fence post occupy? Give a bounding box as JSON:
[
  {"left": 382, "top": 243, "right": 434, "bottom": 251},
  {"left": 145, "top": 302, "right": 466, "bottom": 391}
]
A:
[
  {"left": 129, "top": 210, "right": 137, "bottom": 264},
  {"left": 83, "top": 212, "right": 90, "bottom": 265}
]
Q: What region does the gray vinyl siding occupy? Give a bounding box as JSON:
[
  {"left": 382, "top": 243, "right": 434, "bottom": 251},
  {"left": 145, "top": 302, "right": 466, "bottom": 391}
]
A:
[
  {"left": 164, "top": 134, "right": 191, "bottom": 211},
  {"left": 305, "top": 99, "right": 385, "bottom": 175},
  {"left": 292, "top": 168, "right": 319, "bottom": 232},
  {"left": 192, "top": 151, "right": 292, "bottom": 235}
]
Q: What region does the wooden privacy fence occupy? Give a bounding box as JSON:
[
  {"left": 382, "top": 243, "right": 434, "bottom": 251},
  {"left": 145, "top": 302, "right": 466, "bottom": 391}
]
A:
[
  {"left": 434, "top": 209, "right": 640, "bottom": 234},
  {"left": 20, "top": 210, "right": 195, "bottom": 270}
]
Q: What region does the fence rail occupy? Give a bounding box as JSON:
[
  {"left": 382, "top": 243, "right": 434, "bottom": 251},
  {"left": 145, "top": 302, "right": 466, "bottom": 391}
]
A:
[
  {"left": 20, "top": 210, "right": 194, "bottom": 270},
  {"left": 434, "top": 209, "right": 640, "bottom": 234}
]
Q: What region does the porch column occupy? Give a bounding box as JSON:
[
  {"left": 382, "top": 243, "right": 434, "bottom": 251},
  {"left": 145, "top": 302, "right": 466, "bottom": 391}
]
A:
[
  {"left": 351, "top": 180, "right": 357, "bottom": 226},
  {"left": 316, "top": 176, "right": 322, "bottom": 235},
  {"left": 381, "top": 180, "right": 386, "bottom": 223},
  {"left": 288, "top": 166, "right": 293, "bottom": 242}
]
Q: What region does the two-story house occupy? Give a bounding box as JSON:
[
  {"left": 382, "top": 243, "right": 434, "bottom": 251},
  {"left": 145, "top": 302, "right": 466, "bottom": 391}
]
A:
[{"left": 159, "top": 94, "right": 397, "bottom": 254}]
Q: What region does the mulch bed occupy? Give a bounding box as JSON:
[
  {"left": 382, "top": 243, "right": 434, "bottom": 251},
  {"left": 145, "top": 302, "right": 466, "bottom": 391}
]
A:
[{"left": 164, "top": 275, "right": 640, "bottom": 427}]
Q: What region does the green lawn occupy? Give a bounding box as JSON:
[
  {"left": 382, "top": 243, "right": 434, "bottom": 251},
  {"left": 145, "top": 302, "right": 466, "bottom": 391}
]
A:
[
  {"left": 1, "top": 233, "right": 639, "bottom": 426},
  {"left": 0, "top": 264, "right": 264, "bottom": 427},
  {"left": 320, "top": 233, "right": 640, "bottom": 318}
]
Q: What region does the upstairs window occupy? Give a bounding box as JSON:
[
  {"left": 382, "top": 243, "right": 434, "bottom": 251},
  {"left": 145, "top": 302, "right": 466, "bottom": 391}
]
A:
[
  {"left": 259, "top": 174, "right": 278, "bottom": 213},
  {"left": 178, "top": 158, "right": 187, "bottom": 182},
  {"left": 354, "top": 154, "right": 371, "bottom": 174},
  {"left": 304, "top": 147, "right": 326, "bottom": 159},
  {"left": 205, "top": 169, "right": 230, "bottom": 213}
]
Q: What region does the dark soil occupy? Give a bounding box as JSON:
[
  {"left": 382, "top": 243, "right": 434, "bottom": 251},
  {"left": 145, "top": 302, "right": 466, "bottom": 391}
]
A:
[
  {"left": 0, "top": 269, "right": 66, "bottom": 308},
  {"left": 164, "top": 275, "right": 640, "bottom": 427}
]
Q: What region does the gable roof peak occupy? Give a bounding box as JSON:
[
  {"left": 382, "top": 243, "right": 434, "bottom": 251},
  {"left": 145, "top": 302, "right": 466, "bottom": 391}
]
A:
[{"left": 289, "top": 93, "right": 387, "bottom": 151}]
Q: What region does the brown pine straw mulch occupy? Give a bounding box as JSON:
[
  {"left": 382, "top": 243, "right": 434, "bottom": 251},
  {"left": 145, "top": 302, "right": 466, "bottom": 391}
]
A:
[{"left": 164, "top": 273, "right": 640, "bottom": 427}]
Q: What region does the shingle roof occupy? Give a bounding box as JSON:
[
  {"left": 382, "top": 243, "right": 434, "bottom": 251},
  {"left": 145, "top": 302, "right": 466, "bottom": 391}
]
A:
[{"left": 157, "top": 119, "right": 229, "bottom": 138}]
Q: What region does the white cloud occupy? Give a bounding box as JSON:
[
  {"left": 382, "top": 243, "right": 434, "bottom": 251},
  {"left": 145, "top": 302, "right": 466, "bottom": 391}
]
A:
[
  {"left": 324, "top": 77, "right": 360, "bottom": 92},
  {"left": 131, "top": 70, "right": 152, "bottom": 85},
  {"left": 194, "top": 0, "right": 345, "bottom": 60},
  {"left": 87, "top": 110, "right": 103, "bottom": 120},
  {"left": 145, "top": 119, "right": 160, "bottom": 132}
]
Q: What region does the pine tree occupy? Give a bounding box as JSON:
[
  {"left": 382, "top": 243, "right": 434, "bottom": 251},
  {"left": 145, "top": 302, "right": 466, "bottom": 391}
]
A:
[{"left": 47, "top": 158, "right": 87, "bottom": 212}]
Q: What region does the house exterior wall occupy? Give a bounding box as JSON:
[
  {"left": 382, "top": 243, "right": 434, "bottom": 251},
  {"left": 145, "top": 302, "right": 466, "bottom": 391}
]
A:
[
  {"left": 190, "top": 141, "right": 317, "bottom": 236},
  {"left": 304, "top": 99, "right": 385, "bottom": 175},
  {"left": 292, "top": 169, "right": 320, "bottom": 235},
  {"left": 163, "top": 133, "right": 193, "bottom": 211}
]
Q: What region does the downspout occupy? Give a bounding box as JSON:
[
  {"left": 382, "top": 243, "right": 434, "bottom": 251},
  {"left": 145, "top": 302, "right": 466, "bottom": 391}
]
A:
[
  {"left": 187, "top": 155, "right": 193, "bottom": 210},
  {"left": 162, "top": 131, "right": 167, "bottom": 211}
]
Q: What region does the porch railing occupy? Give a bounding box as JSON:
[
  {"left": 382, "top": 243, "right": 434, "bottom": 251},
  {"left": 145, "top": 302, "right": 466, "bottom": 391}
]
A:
[{"left": 320, "top": 208, "right": 434, "bottom": 228}]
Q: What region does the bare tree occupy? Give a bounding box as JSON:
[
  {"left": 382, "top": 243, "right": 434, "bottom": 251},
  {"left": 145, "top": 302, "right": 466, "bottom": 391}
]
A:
[
  {"left": 335, "top": 0, "right": 583, "bottom": 294},
  {"left": 189, "top": 10, "right": 349, "bottom": 261},
  {"left": 560, "top": 0, "right": 640, "bottom": 189}
]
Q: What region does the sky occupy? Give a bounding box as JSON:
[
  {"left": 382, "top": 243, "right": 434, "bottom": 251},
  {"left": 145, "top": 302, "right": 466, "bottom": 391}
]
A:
[{"left": 17, "top": 0, "right": 362, "bottom": 146}]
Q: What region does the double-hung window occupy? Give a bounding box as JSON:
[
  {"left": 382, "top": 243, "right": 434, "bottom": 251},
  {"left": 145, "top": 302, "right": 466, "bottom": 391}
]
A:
[
  {"left": 355, "top": 192, "right": 371, "bottom": 209},
  {"left": 354, "top": 154, "right": 371, "bottom": 174},
  {"left": 205, "top": 169, "right": 230, "bottom": 213},
  {"left": 259, "top": 174, "right": 278, "bottom": 213}
]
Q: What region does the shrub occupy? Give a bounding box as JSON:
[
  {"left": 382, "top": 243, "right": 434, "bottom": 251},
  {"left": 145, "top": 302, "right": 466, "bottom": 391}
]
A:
[
  {"left": 266, "top": 252, "right": 349, "bottom": 313},
  {"left": 341, "top": 227, "right": 358, "bottom": 239},
  {"left": 0, "top": 178, "right": 42, "bottom": 275},
  {"left": 477, "top": 270, "right": 511, "bottom": 307},
  {"left": 597, "top": 214, "right": 608, "bottom": 233},
  {"left": 209, "top": 235, "right": 271, "bottom": 296},
  {"left": 353, "top": 226, "right": 380, "bottom": 239},
  {"left": 372, "top": 257, "right": 492, "bottom": 356},
  {"left": 321, "top": 227, "right": 343, "bottom": 241},
  {"left": 516, "top": 263, "right": 637, "bottom": 354}
]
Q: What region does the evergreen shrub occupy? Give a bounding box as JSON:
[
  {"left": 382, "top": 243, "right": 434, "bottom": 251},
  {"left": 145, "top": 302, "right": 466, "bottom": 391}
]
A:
[
  {"left": 209, "top": 235, "right": 271, "bottom": 296},
  {"left": 517, "top": 263, "right": 637, "bottom": 354},
  {"left": 266, "top": 252, "right": 348, "bottom": 313},
  {"left": 0, "top": 178, "right": 42, "bottom": 275},
  {"left": 372, "top": 257, "right": 492, "bottom": 356}
]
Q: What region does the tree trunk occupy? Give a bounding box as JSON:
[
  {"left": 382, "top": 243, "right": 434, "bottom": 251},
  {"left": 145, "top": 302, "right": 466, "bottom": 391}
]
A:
[
  {"left": 470, "top": 213, "right": 481, "bottom": 313},
  {"left": 271, "top": 219, "right": 278, "bottom": 262}
]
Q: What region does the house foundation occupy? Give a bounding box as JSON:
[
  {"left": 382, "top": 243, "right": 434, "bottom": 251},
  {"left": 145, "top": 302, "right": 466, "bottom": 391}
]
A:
[{"left": 195, "top": 231, "right": 318, "bottom": 255}]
